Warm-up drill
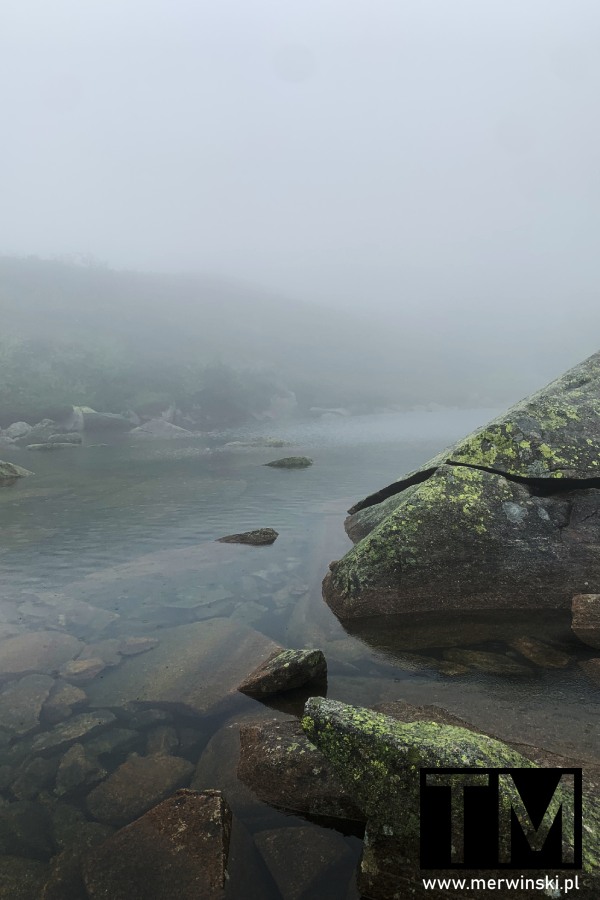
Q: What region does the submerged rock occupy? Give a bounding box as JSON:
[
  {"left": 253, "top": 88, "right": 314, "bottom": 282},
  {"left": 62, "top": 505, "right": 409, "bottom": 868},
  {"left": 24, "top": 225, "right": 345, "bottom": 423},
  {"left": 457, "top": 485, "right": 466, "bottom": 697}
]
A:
[
  {"left": 82, "top": 789, "right": 231, "bottom": 899},
  {"left": 572, "top": 593, "right": 600, "bottom": 649},
  {"left": 0, "top": 674, "right": 54, "bottom": 736},
  {"left": 509, "top": 635, "right": 571, "bottom": 667},
  {"left": 0, "top": 855, "right": 48, "bottom": 899},
  {"left": 86, "top": 753, "right": 193, "bottom": 826},
  {"left": 264, "top": 456, "right": 313, "bottom": 468},
  {"left": 86, "top": 619, "right": 281, "bottom": 717},
  {"left": 238, "top": 648, "right": 327, "bottom": 696},
  {"left": 325, "top": 351, "right": 600, "bottom": 619},
  {"left": 0, "top": 632, "right": 82, "bottom": 678},
  {"left": 217, "top": 527, "right": 278, "bottom": 545},
  {"left": 254, "top": 826, "right": 354, "bottom": 900}
]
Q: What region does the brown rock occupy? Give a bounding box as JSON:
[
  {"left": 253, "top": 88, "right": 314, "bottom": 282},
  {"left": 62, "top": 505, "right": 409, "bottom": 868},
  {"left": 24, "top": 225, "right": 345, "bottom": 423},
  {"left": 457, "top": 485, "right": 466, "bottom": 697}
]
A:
[
  {"left": 86, "top": 753, "right": 193, "bottom": 826},
  {"left": 217, "top": 528, "right": 278, "bottom": 545},
  {"left": 82, "top": 789, "right": 231, "bottom": 899},
  {"left": 237, "top": 719, "right": 363, "bottom": 823},
  {"left": 572, "top": 593, "right": 600, "bottom": 649},
  {"left": 238, "top": 648, "right": 327, "bottom": 696}
]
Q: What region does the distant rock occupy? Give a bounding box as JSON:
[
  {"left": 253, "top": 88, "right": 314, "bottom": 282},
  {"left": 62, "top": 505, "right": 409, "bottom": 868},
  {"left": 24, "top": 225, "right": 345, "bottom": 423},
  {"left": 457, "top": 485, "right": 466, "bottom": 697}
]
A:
[
  {"left": 129, "top": 418, "right": 194, "bottom": 439},
  {"left": 86, "top": 754, "right": 194, "bottom": 827},
  {"left": 572, "top": 593, "right": 600, "bottom": 649},
  {"left": 264, "top": 456, "right": 313, "bottom": 468},
  {"left": 309, "top": 407, "right": 350, "bottom": 417},
  {"left": 217, "top": 528, "right": 278, "bottom": 546},
  {"left": 26, "top": 442, "right": 78, "bottom": 451},
  {"left": 0, "top": 460, "right": 33, "bottom": 482},
  {"left": 82, "top": 790, "right": 231, "bottom": 899},
  {"left": 15, "top": 419, "right": 58, "bottom": 445},
  {"left": 5, "top": 422, "right": 32, "bottom": 440},
  {"left": 47, "top": 433, "right": 82, "bottom": 444},
  {"left": 238, "top": 648, "right": 327, "bottom": 696}
]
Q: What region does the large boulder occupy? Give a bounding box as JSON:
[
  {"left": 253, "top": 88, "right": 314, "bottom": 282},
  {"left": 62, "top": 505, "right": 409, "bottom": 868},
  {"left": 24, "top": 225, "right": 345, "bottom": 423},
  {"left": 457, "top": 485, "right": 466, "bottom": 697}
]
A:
[
  {"left": 129, "top": 419, "right": 194, "bottom": 439},
  {"left": 302, "top": 698, "right": 600, "bottom": 898},
  {"left": 325, "top": 351, "right": 600, "bottom": 619}
]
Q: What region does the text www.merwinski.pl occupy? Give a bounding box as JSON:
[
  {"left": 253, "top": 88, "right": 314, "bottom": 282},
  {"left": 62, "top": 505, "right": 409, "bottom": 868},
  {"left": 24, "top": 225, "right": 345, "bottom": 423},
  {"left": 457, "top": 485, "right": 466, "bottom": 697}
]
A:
[{"left": 422, "top": 874, "right": 580, "bottom": 892}]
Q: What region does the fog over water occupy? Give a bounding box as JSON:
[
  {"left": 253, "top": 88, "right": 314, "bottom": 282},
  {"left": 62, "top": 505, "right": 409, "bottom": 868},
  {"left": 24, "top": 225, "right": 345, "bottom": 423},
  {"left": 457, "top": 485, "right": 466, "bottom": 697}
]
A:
[{"left": 2, "top": 1, "right": 600, "bottom": 392}]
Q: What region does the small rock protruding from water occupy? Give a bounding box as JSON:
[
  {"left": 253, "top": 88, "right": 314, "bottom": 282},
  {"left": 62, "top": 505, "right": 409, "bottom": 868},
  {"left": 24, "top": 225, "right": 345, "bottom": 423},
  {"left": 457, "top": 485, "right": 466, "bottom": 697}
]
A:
[
  {"left": 572, "top": 593, "right": 600, "bottom": 649},
  {"left": 238, "top": 648, "right": 327, "bottom": 696},
  {"left": 82, "top": 789, "right": 231, "bottom": 899},
  {"left": 217, "top": 528, "right": 278, "bottom": 545},
  {"left": 264, "top": 456, "right": 313, "bottom": 468}
]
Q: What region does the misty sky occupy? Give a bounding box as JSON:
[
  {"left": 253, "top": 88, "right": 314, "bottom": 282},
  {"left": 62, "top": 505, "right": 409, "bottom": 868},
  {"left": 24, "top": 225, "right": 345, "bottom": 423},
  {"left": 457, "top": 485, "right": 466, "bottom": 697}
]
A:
[{"left": 2, "top": 1, "right": 600, "bottom": 318}]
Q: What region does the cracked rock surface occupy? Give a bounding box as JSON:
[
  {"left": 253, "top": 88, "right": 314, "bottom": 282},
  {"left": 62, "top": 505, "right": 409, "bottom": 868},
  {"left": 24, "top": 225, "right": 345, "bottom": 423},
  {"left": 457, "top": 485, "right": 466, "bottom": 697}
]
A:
[{"left": 325, "top": 351, "right": 600, "bottom": 618}]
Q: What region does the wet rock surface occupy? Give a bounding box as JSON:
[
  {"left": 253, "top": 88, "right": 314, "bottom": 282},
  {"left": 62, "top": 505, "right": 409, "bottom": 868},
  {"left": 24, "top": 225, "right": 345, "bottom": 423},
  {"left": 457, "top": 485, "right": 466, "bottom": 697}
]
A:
[
  {"left": 82, "top": 789, "right": 231, "bottom": 899},
  {"left": 0, "top": 460, "right": 33, "bottom": 482},
  {"left": 217, "top": 527, "right": 279, "bottom": 545},
  {"left": 238, "top": 648, "right": 327, "bottom": 695}
]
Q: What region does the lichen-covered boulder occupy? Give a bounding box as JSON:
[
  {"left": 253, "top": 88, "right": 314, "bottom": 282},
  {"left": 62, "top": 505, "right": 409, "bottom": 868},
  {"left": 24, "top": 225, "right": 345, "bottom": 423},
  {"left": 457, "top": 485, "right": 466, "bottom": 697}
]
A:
[
  {"left": 325, "top": 351, "right": 600, "bottom": 618},
  {"left": 302, "top": 698, "right": 600, "bottom": 897}
]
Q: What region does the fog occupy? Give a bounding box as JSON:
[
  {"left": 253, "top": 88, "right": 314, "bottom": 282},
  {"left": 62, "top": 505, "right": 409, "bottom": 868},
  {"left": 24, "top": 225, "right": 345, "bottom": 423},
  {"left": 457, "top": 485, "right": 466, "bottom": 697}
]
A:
[{"left": 2, "top": 1, "right": 600, "bottom": 408}]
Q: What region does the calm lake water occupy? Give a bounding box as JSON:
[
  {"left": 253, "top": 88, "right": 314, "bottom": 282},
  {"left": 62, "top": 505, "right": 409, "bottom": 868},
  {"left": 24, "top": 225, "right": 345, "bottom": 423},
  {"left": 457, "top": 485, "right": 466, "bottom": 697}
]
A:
[{"left": 1, "top": 408, "right": 598, "bottom": 897}]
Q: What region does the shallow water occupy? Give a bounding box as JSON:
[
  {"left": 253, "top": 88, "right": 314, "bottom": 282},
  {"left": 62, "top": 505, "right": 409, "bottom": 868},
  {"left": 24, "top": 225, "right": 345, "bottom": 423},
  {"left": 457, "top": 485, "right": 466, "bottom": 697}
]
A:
[{"left": 0, "top": 408, "right": 598, "bottom": 896}]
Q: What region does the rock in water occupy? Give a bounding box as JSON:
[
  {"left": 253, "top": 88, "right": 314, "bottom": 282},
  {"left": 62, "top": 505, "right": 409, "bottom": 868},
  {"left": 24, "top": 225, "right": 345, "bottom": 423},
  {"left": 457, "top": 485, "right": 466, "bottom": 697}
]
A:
[
  {"left": 0, "top": 460, "right": 33, "bottom": 483},
  {"left": 264, "top": 456, "right": 313, "bottom": 468},
  {"left": 325, "top": 350, "right": 600, "bottom": 618},
  {"left": 572, "top": 593, "right": 600, "bottom": 649},
  {"left": 238, "top": 648, "right": 326, "bottom": 695},
  {"left": 217, "top": 528, "right": 278, "bottom": 545},
  {"left": 302, "top": 698, "right": 600, "bottom": 896},
  {"left": 82, "top": 790, "right": 231, "bottom": 899}
]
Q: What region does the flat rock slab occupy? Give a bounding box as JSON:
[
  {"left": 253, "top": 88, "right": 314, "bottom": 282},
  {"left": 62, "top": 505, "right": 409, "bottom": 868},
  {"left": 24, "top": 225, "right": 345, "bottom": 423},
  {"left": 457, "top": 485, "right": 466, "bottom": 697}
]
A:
[
  {"left": 238, "top": 718, "right": 363, "bottom": 822},
  {"left": 572, "top": 594, "right": 600, "bottom": 649},
  {"left": 217, "top": 528, "right": 278, "bottom": 545},
  {"left": 238, "top": 648, "right": 327, "bottom": 696},
  {"left": 0, "top": 674, "right": 54, "bottom": 735},
  {"left": 87, "top": 619, "right": 281, "bottom": 716},
  {"left": 82, "top": 789, "right": 231, "bottom": 899},
  {"left": 254, "top": 825, "right": 353, "bottom": 900},
  {"left": 86, "top": 754, "right": 194, "bottom": 826},
  {"left": 0, "top": 632, "right": 82, "bottom": 677},
  {"left": 264, "top": 456, "right": 313, "bottom": 468}
]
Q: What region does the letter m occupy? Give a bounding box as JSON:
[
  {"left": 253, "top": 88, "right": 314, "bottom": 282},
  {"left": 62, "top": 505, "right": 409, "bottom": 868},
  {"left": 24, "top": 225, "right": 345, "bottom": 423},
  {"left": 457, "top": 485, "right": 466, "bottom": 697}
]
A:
[{"left": 498, "top": 772, "right": 575, "bottom": 864}]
